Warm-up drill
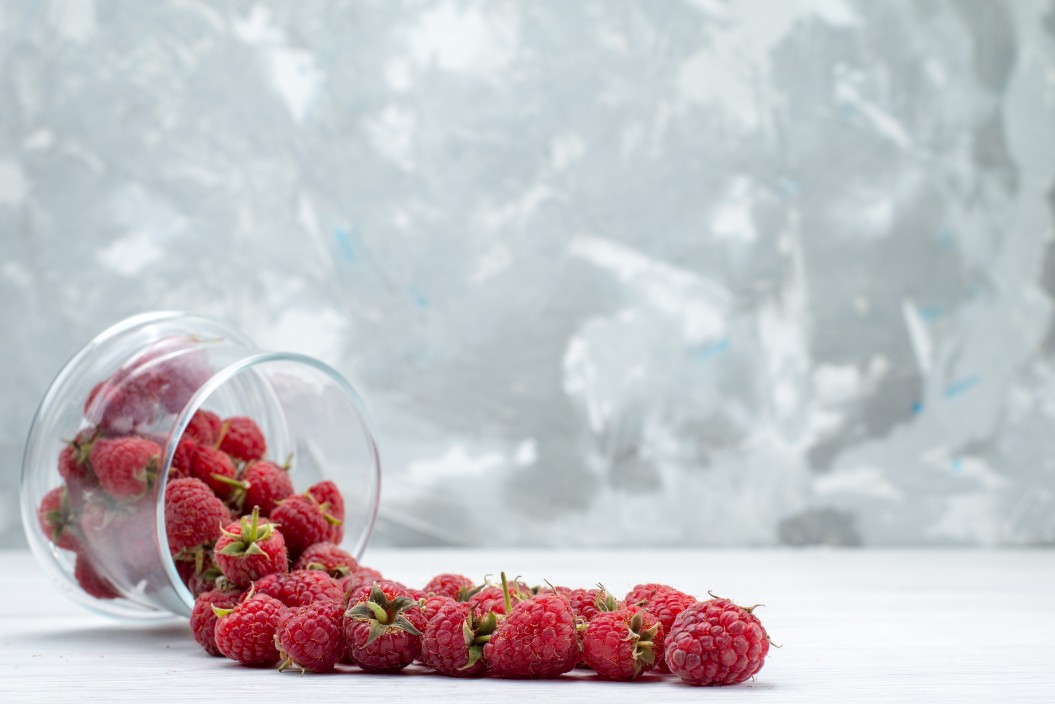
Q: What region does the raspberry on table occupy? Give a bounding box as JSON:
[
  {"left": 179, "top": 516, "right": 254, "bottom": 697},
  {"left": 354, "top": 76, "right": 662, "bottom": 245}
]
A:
[
  {"left": 423, "top": 573, "right": 475, "bottom": 601},
  {"left": 213, "top": 507, "right": 288, "bottom": 587},
  {"left": 190, "top": 588, "right": 246, "bottom": 656},
  {"left": 306, "top": 480, "right": 344, "bottom": 543},
  {"left": 213, "top": 593, "right": 288, "bottom": 667},
  {"left": 582, "top": 607, "right": 664, "bottom": 680},
  {"left": 625, "top": 582, "right": 696, "bottom": 672},
  {"left": 254, "top": 569, "right": 344, "bottom": 608},
  {"left": 342, "top": 582, "right": 425, "bottom": 672},
  {"left": 269, "top": 493, "right": 340, "bottom": 561},
  {"left": 483, "top": 579, "right": 579, "bottom": 679},
  {"left": 293, "top": 542, "right": 358, "bottom": 577},
  {"left": 276, "top": 600, "right": 346, "bottom": 673},
  {"left": 422, "top": 600, "right": 495, "bottom": 677},
  {"left": 164, "top": 477, "right": 229, "bottom": 556},
  {"left": 664, "top": 597, "right": 770, "bottom": 686}
]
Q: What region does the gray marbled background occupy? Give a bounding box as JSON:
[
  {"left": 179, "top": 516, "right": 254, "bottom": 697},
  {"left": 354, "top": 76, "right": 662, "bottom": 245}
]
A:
[{"left": 2, "top": 0, "right": 1055, "bottom": 547}]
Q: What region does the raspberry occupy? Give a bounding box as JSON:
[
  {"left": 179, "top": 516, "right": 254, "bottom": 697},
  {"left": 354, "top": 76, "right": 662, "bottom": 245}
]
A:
[
  {"left": 565, "top": 586, "right": 620, "bottom": 624},
  {"left": 468, "top": 584, "right": 524, "bottom": 618},
  {"left": 240, "top": 460, "right": 294, "bottom": 516},
  {"left": 422, "top": 594, "right": 456, "bottom": 624},
  {"left": 339, "top": 567, "right": 385, "bottom": 602},
  {"left": 254, "top": 570, "right": 343, "bottom": 608},
  {"left": 38, "top": 486, "right": 80, "bottom": 551},
  {"left": 582, "top": 607, "right": 664, "bottom": 680},
  {"left": 164, "top": 478, "right": 229, "bottom": 555},
  {"left": 78, "top": 493, "right": 157, "bottom": 580},
  {"left": 178, "top": 552, "right": 223, "bottom": 597},
  {"left": 218, "top": 417, "right": 266, "bottom": 461},
  {"left": 59, "top": 430, "right": 99, "bottom": 485},
  {"left": 190, "top": 588, "right": 245, "bottom": 656},
  {"left": 74, "top": 553, "right": 118, "bottom": 600},
  {"left": 664, "top": 598, "right": 769, "bottom": 686},
  {"left": 483, "top": 591, "right": 579, "bottom": 679},
  {"left": 183, "top": 409, "right": 222, "bottom": 446},
  {"left": 343, "top": 583, "right": 425, "bottom": 672},
  {"left": 423, "top": 573, "right": 475, "bottom": 601},
  {"left": 292, "top": 542, "right": 358, "bottom": 577},
  {"left": 306, "top": 480, "right": 344, "bottom": 543},
  {"left": 625, "top": 582, "right": 695, "bottom": 672},
  {"left": 422, "top": 600, "right": 495, "bottom": 677},
  {"left": 89, "top": 436, "right": 160, "bottom": 499},
  {"left": 213, "top": 507, "right": 289, "bottom": 587},
  {"left": 269, "top": 494, "right": 339, "bottom": 561},
  {"left": 84, "top": 378, "right": 157, "bottom": 435},
  {"left": 186, "top": 445, "right": 238, "bottom": 501},
  {"left": 213, "top": 593, "right": 287, "bottom": 667},
  {"left": 276, "top": 600, "right": 345, "bottom": 673}
]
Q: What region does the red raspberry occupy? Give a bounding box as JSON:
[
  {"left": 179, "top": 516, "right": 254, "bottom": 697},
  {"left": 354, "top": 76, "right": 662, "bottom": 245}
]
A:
[
  {"left": 183, "top": 409, "right": 222, "bottom": 446},
  {"left": 306, "top": 480, "right": 344, "bottom": 543},
  {"left": 339, "top": 567, "right": 385, "bottom": 602},
  {"left": 73, "top": 553, "right": 118, "bottom": 600},
  {"left": 269, "top": 494, "right": 339, "bottom": 561},
  {"left": 59, "top": 430, "right": 99, "bottom": 486},
  {"left": 292, "top": 542, "right": 358, "bottom": 576},
  {"left": 213, "top": 593, "right": 287, "bottom": 666},
  {"left": 218, "top": 416, "right": 266, "bottom": 461},
  {"left": 423, "top": 573, "right": 475, "bottom": 601},
  {"left": 468, "top": 585, "right": 523, "bottom": 618},
  {"left": 565, "top": 586, "right": 620, "bottom": 624},
  {"left": 240, "top": 460, "right": 294, "bottom": 516},
  {"left": 483, "top": 591, "right": 579, "bottom": 679},
  {"left": 84, "top": 378, "right": 157, "bottom": 435},
  {"left": 164, "top": 478, "right": 229, "bottom": 555},
  {"left": 38, "top": 486, "right": 80, "bottom": 551},
  {"left": 186, "top": 445, "right": 238, "bottom": 500},
  {"left": 276, "top": 600, "right": 345, "bottom": 673},
  {"left": 213, "top": 507, "right": 288, "bottom": 587},
  {"left": 178, "top": 552, "right": 223, "bottom": 597},
  {"left": 582, "top": 607, "right": 664, "bottom": 680},
  {"left": 422, "top": 594, "right": 455, "bottom": 624},
  {"left": 343, "top": 583, "right": 425, "bottom": 672},
  {"left": 422, "top": 600, "right": 494, "bottom": 677},
  {"left": 89, "top": 436, "right": 160, "bottom": 499},
  {"left": 664, "top": 598, "right": 769, "bottom": 686},
  {"left": 123, "top": 337, "right": 212, "bottom": 414},
  {"left": 78, "top": 493, "right": 157, "bottom": 580},
  {"left": 190, "top": 588, "right": 246, "bottom": 656},
  {"left": 625, "top": 582, "right": 695, "bottom": 672},
  {"left": 254, "top": 569, "right": 343, "bottom": 608}
]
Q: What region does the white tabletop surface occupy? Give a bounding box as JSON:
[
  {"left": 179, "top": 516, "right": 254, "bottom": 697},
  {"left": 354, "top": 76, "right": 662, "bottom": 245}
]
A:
[{"left": 0, "top": 548, "right": 1052, "bottom": 703}]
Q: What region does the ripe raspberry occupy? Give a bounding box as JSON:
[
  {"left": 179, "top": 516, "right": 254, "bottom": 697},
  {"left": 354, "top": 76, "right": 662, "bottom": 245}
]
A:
[
  {"left": 186, "top": 445, "right": 238, "bottom": 501},
  {"left": 565, "top": 586, "right": 620, "bottom": 624},
  {"left": 254, "top": 569, "right": 344, "bottom": 608},
  {"left": 214, "top": 593, "right": 287, "bottom": 666},
  {"left": 218, "top": 416, "right": 266, "bottom": 461},
  {"left": 306, "top": 480, "right": 344, "bottom": 543},
  {"left": 423, "top": 573, "right": 475, "bottom": 601},
  {"left": 38, "top": 486, "right": 80, "bottom": 551},
  {"left": 190, "top": 588, "right": 245, "bottom": 656},
  {"left": 78, "top": 493, "right": 157, "bottom": 580},
  {"left": 59, "top": 430, "right": 99, "bottom": 486},
  {"left": 74, "top": 553, "right": 118, "bottom": 600},
  {"left": 582, "top": 607, "right": 664, "bottom": 680},
  {"left": 213, "top": 507, "right": 289, "bottom": 587},
  {"left": 625, "top": 582, "right": 695, "bottom": 672},
  {"left": 240, "top": 460, "right": 294, "bottom": 516},
  {"left": 483, "top": 591, "right": 579, "bottom": 679},
  {"left": 269, "top": 494, "right": 339, "bottom": 561},
  {"left": 164, "top": 478, "right": 229, "bottom": 555},
  {"left": 89, "top": 436, "right": 160, "bottom": 499},
  {"left": 183, "top": 409, "right": 222, "bottom": 446},
  {"left": 339, "top": 567, "right": 385, "bottom": 602},
  {"left": 178, "top": 552, "right": 223, "bottom": 597},
  {"left": 293, "top": 542, "right": 358, "bottom": 577},
  {"left": 343, "top": 583, "right": 425, "bottom": 672},
  {"left": 664, "top": 597, "right": 769, "bottom": 686},
  {"left": 468, "top": 584, "right": 524, "bottom": 618},
  {"left": 84, "top": 378, "right": 157, "bottom": 435},
  {"left": 421, "top": 600, "right": 494, "bottom": 677},
  {"left": 422, "top": 594, "right": 456, "bottom": 624},
  {"left": 276, "top": 600, "right": 345, "bottom": 673}
]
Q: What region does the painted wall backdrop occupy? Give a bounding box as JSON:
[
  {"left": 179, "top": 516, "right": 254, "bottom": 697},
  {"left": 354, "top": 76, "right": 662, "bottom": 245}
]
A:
[{"left": 2, "top": 0, "right": 1054, "bottom": 548}]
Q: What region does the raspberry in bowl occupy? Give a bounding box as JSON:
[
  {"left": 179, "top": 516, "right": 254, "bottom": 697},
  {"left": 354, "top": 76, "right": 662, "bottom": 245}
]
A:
[{"left": 21, "top": 312, "right": 380, "bottom": 620}]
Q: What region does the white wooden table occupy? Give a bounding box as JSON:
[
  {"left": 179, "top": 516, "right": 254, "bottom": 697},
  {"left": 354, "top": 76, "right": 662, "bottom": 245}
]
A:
[{"left": 1, "top": 548, "right": 1052, "bottom": 702}]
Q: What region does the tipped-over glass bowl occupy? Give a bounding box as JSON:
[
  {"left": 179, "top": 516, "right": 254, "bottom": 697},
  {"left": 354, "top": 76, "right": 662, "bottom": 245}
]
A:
[{"left": 20, "top": 312, "right": 380, "bottom": 619}]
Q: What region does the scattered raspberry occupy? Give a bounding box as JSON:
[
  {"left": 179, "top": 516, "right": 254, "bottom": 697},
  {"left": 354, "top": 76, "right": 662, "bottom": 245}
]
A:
[
  {"left": 422, "top": 594, "right": 456, "bottom": 624},
  {"left": 269, "top": 494, "right": 338, "bottom": 561},
  {"left": 468, "top": 584, "right": 522, "bottom": 618},
  {"left": 164, "top": 478, "right": 229, "bottom": 555},
  {"left": 483, "top": 590, "right": 579, "bottom": 679},
  {"left": 306, "top": 480, "right": 344, "bottom": 543},
  {"left": 213, "top": 507, "right": 288, "bottom": 587},
  {"left": 423, "top": 573, "right": 475, "bottom": 601},
  {"left": 190, "top": 588, "right": 245, "bottom": 656},
  {"left": 664, "top": 597, "right": 769, "bottom": 686},
  {"left": 213, "top": 593, "right": 287, "bottom": 667},
  {"left": 343, "top": 583, "right": 425, "bottom": 672},
  {"left": 218, "top": 416, "right": 266, "bottom": 461},
  {"left": 89, "top": 436, "right": 160, "bottom": 499},
  {"left": 38, "top": 486, "right": 80, "bottom": 551},
  {"left": 293, "top": 542, "right": 358, "bottom": 577},
  {"left": 340, "top": 567, "right": 385, "bottom": 602},
  {"left": 422, "top": 600, "right": 494, "bottom": 677},
  {"left": 240, "top": 460, "right": 294, "bottom": 516},
  {"left": 74, "top": 553, "right": 118, "bottom": 600},
  {"left": 276, "top": 600, "right": 345, "bottom": 673},
  {"left": 254, "top": 569, "right": 344, "bottom": 608},
  {"left": 625, "top": 583, "right": 695, "bottom": 672},
  {"left": 565, "top": 586, "right": 620, "bottom": 624},
  {"left": 582, "top": 607, "right": 664, "bottom": 680},
  {"left": 186, "top": 445, "right": 238, "bottom": 501}
]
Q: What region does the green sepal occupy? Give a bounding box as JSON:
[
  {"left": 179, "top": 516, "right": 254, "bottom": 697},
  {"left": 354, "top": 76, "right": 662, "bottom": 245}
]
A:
[
  {"left": 365, "top": 619, "right": 388, "bottom": 645},
  {"left": 211, "top": 605, "right": 233, "bottom": 619},
  {"left": 461, "top": 645, "right": 484, "bottom": 671},
  {"left": 346, "top": 603, "right": 380, "bottom": 621},
  {"left": 391, "top": 614, "right": 422, "bottom": 637},
  {"left": 364, "top": 600, "right": 388, "bottom": 623}
]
